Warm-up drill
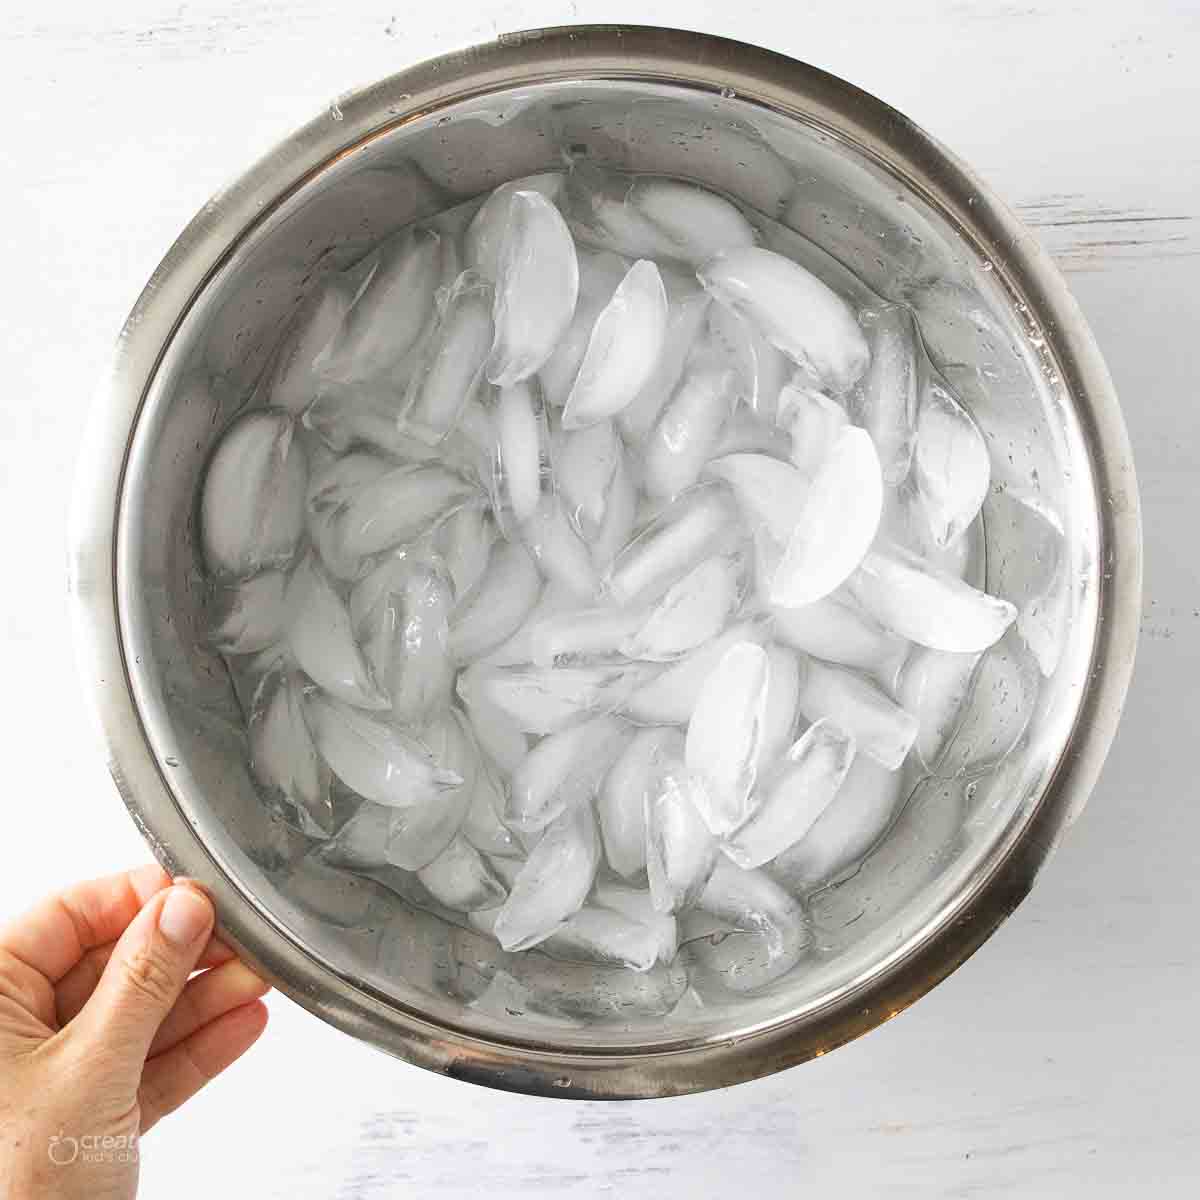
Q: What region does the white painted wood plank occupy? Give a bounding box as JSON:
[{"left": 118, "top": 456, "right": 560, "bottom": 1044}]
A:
[{"left": 1, "top": 2, "right": 1196, "bottom": 1196}]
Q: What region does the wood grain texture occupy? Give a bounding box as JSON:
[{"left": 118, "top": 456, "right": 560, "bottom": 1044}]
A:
[{"left": 1, "top": 1, "right": 1197, "bottom": 1196}]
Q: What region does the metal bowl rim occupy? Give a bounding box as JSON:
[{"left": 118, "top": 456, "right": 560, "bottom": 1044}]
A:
[{"left": 67, "top": 24, "right": 1142, "bottom": 1099}]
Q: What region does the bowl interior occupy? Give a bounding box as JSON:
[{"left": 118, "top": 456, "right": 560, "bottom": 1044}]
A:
[{"left": 116, "top": 79, "right": 1099, "bottom": 1051}]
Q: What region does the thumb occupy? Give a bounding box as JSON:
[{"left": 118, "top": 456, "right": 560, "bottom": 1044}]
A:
[{"left": 69, "top": 883, "right": 214, "bottom": 1077}]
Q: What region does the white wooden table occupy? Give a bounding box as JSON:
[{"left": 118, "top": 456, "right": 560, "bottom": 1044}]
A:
[{"left": 2, "top": 2, "right": 1197, "bottom": 1194}]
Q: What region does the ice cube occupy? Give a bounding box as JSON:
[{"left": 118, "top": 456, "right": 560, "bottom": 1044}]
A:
[
  {"left": 698, "top": 247, "right": 870, "bottom": 394},
  {"left": 706, "top": 452, "right": 811, "bottom": 547},
  {"left": 458, "top": 661, "right": 648, "bottom": 735},
  {"left": 451, "top": 705, "right": 520, "bottom": 859},
  {"left": 627, "top": 177, "right": 758, "bottom": 265},
  {"left": 384, "top": 710, "right": 477, "bottom": 870},
  {"left": 455, "top": 390, "right": 494, "bottom": 450},
  {"left": 248, "top": 670, "right": 331, "bottom": 835},
  {"left": 642, "top": 361, "right": 737, "bottom": 500},
  {"left": 756, "top": 644, "right": 802, "bottom": 771},
  {"left": 912, "top": 370, "right": 990, "bottom": 549},
  {"left": 506, "top": 715, "right": 631, "bottom": 833},
  {"left": 621, "top": 552, "right": 743, "bottom": 661},
  {"left": 461, "top": 759, "right": 522, "bottom": 859},
  {"left": 875, "top": 480, "right": 986, "bottom": 584},
  {"left": 849, "top": 543, "right": 1017, "bottom": 653},
  {"left": 560, "top": 167, "right": 673, "bottom": 260},
  {"left": 494, "top": 381, "right": 547, "bottom": 528},
  {"left": 209, "top": 570, "right": 287, "bottom": 655},
  {"left": 592, "top": 880, "right": 678, "bottom": 964},
  {"left": 267, "top": 275, "right": 355, "bottom": 414},
  {"left": 483, "top": 854, "right": 524, "bottom": 892},
  {"left": 562, "top": 259, "right": 668, "bottom": 429},
  {"left": 705, "top": 303, "right": 789, "bottom": 421},
  {"left": 933, "top": 630, "right": 1039, "bottom": 780},
  {"left": 345, "top": 545, "right": 413, "bottom": 633},
  {"left": 337, "top": 463, "right": 477, "bottom": 559},
  {"left": 320, "top": 226, "right": 443, "bottom": 381},
  {"left": 284, "top": 556, "right": 389, "bottom": 710},
  {"left": 589, "top": 446, "right": 640, "bottom": 573},
  {"left": 541, "top": 906, "right": 662, "bottom": 972},
  {"left": 768, "top": 426, "right": 883, "bottom": 608},
  {"left": 805, "top": 773, "right": 968, "bottom": 937},
  {"left": 500, "top": 953, "right": 688, "bottom": 1020},
  {"left": 778, "top": 383, "right": 849, "bottom": 478},
  {"left": 464, "top": 171, "right": 565, "bottom": 282},
  {"left": 618, "top": 290, "right": 711, "bottom": 442},
  {"left": 853, "top": 304, "right": 918, "bottom": 485},
  {"left": 302, "top": 377, "right": 416, "bottom": 460},
  {"left": 416, "top": 835, "right": 508, "bottom": 912},
  {"left": 897, "top": 647, "right": 982, "bottom": 770},
  {"left": 528, "top": 606, "right": 648, "bottom": 666},
  {"left": 685, "top": 858, "right": 811, "bottom": 992},
  {"left": 307, "top": 448, "right": 393, "bottom": 511},
  {"left": 447, "top": 539, "right": 542, "bottom": 662},
  {"left": 444, "top": 394, "right": 499, "bottom": 487},
  {"left": 987, "top": 490, "right": 1068, "bottom": 677},
  {"left": 712, "top": 407, "right": 794, "bottom": 460},
  {"left": 486, "top": 190, "right": 580, "bottom": 387},
  {"left": 350, "top": 555, "right": 454, "bottom": 724},
  {"left": 935, "top": 511, "right": 987, "bottom": 587},
  {"left": 538, "top": 248, "right": 629, "bottom": 409},
  {"left": 520, "top": 492, "right": 599, "bottom": 601},
  {"left": 723, "top": 719, "right": 856, "bottom": 868},
  {"left": 476, "top": 581, "right": 575, "bottom": 667},
  {"left": 302, "top": 691, "right": 462, "bottom": 808},
  {"left": 386, "top": 794, "right": 472, "bottom": 872},
  {"left": 434, "top": 502, "right": 495, "bottom": 606},
  {"left": 770, "top": 592, "right": 910, "bottom": 682},
  {"left": 492, "top": 804, "right": 600, "bottom": 951},
  {"left": 401, "top": 271, "right": 493, "bottom": 443},
  {"left": 301, "top": 433, "right": 338, "bottom": 482},
  {"left": 315, "top": 800, "right": 393, "bottom": 872},
  {"left": 653, "top": 259, "right": 704, "bottom": 305},
  {"left": 769, "top": 754, "right": 902, "bottom": 888},
  {"left": 553, "top": 419, "right": 621, "bottom": 538},
  {"left": 604, "top": 483, "right": 739, "bottom": 606},
  {"left": 796, "top": 658, "right": 918, "bottom": 770},
  {"left": 674, "top": 257, "right": 728, "bottom": 300},
  {"left": 623, "top": 620, "right": 766, "bottom": 725},
  {"left": 201, "top": 410, "right": 307, "bottom": 578},
  {"left": 229, "top": 641, "right": 295, "bottom": 718},
  {"left": 685, "top": 642, "right": 771, "bottom": 834},
  {"left": 457, "top": 687, "right": 529, "bottom": 776},
  {"left": 645, "top": 759, "right": 719, "bottom": 913},
  {"left": 598, "top": 726, "right": 684, "bottom": 879}
]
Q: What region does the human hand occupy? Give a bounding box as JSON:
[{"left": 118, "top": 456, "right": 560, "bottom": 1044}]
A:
[{"left": 0, "top": 865, "right": 269, "bottom": 1200}]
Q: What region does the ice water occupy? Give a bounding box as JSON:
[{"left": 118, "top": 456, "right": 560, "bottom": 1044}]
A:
[{"left": 196, "top": 164, "right": 1044, "bottom": 996}]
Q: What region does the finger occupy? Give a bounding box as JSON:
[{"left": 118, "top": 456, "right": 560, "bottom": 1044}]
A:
[
  {"left": 147, "top": 960, "right": 270, "bottom": 1058},
  {"left": 139, "top": 1000, "right": 269, "bottom": 1134},
  {"left": 0, "top": 946, "right": 58, "bottom": 1032},
  {"left": 68, "top": 884, "right": 214, "bottom": 1079},
  {"left": 197, "top": 938, "right": 237, "bottom": 970},
  {"left": 55, "top": 935, "right": 236, "bottom": 1029},
  {"left": 0, "top": 864, "right": 170, "bottom": 983}
]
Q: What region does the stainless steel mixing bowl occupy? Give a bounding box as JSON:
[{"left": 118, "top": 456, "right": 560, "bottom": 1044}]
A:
[{"left": 68, "top": 26, "right": 1141, "bottom": 1098}]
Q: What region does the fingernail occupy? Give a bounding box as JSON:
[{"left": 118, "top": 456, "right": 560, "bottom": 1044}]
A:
[{"left": 158, "top": 886, "right": 212, "bottom": 946}]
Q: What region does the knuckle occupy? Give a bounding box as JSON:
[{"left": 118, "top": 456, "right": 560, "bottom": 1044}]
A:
[{"left": 119, "top": 944, "right": 179, "bottom": 1008}]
